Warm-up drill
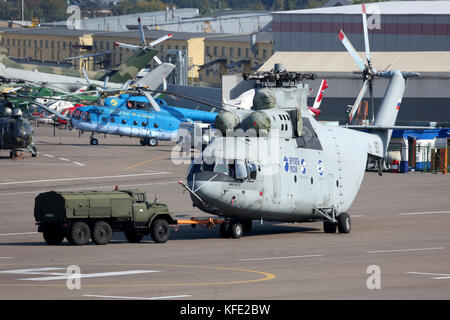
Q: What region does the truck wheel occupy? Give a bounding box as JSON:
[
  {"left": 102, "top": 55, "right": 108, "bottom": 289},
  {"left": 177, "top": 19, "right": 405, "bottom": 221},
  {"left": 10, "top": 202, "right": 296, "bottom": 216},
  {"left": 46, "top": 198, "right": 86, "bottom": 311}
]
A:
[
  {"left": 124, "top": 229, "right": 143, "bottom": 243},
  {"left": 150, "top": 218, "right": 170, "bottom": 243},
  {"left": 68, "top": 222, "right": 91, "bottom": 245},
  {"left": 92, "top": 221, "right": 112, "bottom": 245},
  {"left": 337, "top": 212, "right": 351, "bottom": 234},
  {"left": 43, "top": 230, "right": 64, "bottom": 245}
]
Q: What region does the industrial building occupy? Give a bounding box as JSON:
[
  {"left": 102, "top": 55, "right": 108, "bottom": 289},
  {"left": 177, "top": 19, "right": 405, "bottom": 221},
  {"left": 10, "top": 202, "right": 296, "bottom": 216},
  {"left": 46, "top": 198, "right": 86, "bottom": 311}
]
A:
[
  {"left": 265, "top": 1, "right": 450, "bottom": 125},
  {"left": 199, "top": 32, "right": 273, "bottom": 87},
  {"left": 0, "top": 28, "right": 93, "bottom": 70}
]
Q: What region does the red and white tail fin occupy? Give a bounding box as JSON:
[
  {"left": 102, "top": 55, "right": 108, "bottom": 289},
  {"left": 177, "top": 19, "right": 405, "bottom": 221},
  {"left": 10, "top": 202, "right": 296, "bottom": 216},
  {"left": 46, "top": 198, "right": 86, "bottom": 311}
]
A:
[{"left": 308, "top": 79, "right": 328, "bottom": 117}]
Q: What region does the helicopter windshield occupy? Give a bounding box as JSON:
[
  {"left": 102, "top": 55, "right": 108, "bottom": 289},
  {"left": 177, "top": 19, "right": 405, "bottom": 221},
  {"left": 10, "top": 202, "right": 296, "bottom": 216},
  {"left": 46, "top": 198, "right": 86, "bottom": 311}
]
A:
[{"left": 189, "top": 158, "right": 256, "bottom": 181}]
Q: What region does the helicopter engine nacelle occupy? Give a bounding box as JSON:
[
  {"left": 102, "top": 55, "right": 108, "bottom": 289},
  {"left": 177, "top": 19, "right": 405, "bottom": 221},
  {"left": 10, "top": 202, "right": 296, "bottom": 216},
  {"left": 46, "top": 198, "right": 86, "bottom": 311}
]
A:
[{"left": 214, "top": 107, "right": 302, "bottom": 139}]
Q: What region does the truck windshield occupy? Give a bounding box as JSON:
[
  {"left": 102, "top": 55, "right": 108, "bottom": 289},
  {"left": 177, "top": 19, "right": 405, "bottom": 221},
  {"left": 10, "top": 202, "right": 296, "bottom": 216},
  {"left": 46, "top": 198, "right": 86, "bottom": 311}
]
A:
[{"left": 134, "top": 193, "right": 145, "bottom": 203}]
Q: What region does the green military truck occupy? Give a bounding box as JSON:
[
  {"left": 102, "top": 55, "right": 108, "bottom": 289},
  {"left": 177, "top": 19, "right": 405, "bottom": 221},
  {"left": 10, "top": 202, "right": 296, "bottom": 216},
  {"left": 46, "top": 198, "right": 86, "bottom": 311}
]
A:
[{"left": 34, "top": 189, "right": 177, "bottom": 246}]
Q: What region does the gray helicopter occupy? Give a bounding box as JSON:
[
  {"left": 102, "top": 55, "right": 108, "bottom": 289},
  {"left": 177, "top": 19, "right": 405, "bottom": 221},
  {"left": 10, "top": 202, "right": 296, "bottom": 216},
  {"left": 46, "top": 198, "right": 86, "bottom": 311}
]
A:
[{"left": 180, "top": 5, "right": 429, "bottom": 239}]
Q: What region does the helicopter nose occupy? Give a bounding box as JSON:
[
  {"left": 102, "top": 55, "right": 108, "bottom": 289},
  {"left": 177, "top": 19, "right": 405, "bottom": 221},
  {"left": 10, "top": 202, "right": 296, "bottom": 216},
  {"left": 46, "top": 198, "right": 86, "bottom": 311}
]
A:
[{"left": 188, "top": 171, "right": 223, "bottom": 202}]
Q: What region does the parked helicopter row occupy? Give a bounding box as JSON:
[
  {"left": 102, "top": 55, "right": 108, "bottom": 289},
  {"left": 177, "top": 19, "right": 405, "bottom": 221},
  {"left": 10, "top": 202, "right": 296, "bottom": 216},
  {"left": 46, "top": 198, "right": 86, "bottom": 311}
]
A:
[{"left": 0, "top": 5, "right": 433, "bottom": 239}]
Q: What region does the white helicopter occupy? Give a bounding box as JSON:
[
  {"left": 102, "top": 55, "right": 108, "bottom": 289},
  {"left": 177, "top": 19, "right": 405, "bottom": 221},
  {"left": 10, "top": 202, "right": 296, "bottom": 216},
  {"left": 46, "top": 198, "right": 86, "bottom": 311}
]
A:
[{"left": 180, "top": 4, "right": 428, "bottom": 239}]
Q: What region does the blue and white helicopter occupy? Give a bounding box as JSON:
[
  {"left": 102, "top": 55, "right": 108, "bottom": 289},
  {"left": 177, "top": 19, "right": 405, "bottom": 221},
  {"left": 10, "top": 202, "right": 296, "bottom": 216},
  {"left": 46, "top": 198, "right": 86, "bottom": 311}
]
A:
[{"left": 70, "top": 88, "right": 219, "bottom": 146}]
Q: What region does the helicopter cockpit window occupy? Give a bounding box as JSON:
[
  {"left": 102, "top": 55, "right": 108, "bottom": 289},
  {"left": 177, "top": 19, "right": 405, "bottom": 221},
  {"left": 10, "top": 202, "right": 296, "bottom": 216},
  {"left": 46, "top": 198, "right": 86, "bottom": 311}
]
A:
[
  {"left": 235, "top": 160, "right": 248, "bottom": 181},
  {"left": 135, "top": 102, "right": 151, "bottom": 110},
  {"left": 247, "top": 162, "right": 257, "bottom": 180},
  {"left": 296, "top": 117, "right": 322, "bottom": 150},
  {"left": 126, "top": 101, "right": 134, "bottom": 109}
]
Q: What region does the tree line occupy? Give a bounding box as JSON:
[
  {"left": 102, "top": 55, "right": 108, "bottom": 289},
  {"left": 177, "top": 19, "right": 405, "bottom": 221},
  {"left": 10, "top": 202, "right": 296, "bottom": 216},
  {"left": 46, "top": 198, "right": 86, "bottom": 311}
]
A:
[{"left": 0, "top": 0, "right": 389, "bottom": 22}]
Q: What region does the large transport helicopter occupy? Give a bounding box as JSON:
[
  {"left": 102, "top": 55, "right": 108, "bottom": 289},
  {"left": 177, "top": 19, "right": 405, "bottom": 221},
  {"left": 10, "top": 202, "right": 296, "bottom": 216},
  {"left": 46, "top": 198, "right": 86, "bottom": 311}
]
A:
[
  {"left": 70, "top": 89, "right": 219, "bottom": 146},
  {"left": 181, "top": 4, "right": 432, "bottom": 239}
]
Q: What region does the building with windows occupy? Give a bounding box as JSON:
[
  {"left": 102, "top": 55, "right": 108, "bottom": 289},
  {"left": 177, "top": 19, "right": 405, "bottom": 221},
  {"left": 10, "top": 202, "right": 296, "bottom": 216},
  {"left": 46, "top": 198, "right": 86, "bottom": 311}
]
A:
[
  {"left": 0, "top": 28, "right": 93, "bottom": 70},
  {"left": 199, "top": 32, "right": 273, "bottom": 87}
]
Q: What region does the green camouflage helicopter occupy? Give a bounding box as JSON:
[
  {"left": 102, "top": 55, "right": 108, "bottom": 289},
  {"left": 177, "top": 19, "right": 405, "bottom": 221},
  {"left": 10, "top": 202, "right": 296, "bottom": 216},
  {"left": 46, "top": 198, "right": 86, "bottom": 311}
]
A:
[{"left": 0, "top": 87, "right": 69, "bottom": 158}]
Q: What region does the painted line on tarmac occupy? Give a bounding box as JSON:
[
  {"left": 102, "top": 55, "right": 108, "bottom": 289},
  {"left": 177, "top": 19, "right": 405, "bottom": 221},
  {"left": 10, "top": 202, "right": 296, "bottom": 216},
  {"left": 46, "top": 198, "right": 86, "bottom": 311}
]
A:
[
  {"left": 398, "top": 210, "right": 450, "bottom": 216},
  {"left": 0, "top": 263, "right": 276, "bottom": 288},
  {"left": 127, "top": 155, "right": 170, "bottom": 170},
  {"left": 239, "top": 255, "right": 323, "bottom": 261},
  {"left": 20, "top": 270, "right": 160, "bottom": 281},
  {"left": 407, "top": 272, "right": 450, "bottom": 280},
  {"left": 367, "top": 247, "right": 446, "bottom": 254},
  {"left": 72, "top": 162, "right": 85, "bottom": 167},
  {"left": 0, "top": 232, "right": 38, "bottom": 237},
  {"left": 43, "top": 154, "right": 54, "bottom": 158},
  {"left": 0, "top": 257, "right": 13, "bottom": 259},
  {"left": 0, "top": 180, "right": 177, "bottom": 197},
  {"left": 83, "top": 294, "right": 192, "bottom": 300},
  {"left": 58, "top": 158, "right": 70, "bottom": 162},
  {"left": 0, "top": 172, "right": 171, "bottom": 186}
]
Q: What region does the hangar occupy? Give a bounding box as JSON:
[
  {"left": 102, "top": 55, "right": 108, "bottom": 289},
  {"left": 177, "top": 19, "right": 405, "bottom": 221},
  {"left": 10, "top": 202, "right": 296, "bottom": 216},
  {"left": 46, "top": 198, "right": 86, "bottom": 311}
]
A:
[{"left": 267, "top": 1, "right": 450, "bottom": 124}]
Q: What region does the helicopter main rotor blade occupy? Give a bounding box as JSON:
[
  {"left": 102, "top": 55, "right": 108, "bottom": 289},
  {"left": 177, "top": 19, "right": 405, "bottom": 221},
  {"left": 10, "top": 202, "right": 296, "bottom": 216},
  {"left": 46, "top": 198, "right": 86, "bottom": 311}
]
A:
[
  {"left": 149, "top": 33, "right": 173, "bottom": 47},
  {"left": 349, "top": 80, "right": 368, "bottom": 124},
  {"left": 361, "top": 4, "right": 372, "bottom": 66},
  {"left": 114, "top": 42, "right": 140, "bottom": 51},
  {"left": 142, "top": 91, "right": 161, "bottom": 112},
  {"left": 138, "top": 18, "right": 147, "bottom": 46},
  {"left": 103, "top": 76, "right": 110, "bottom": 89},
  {"left": 14, "top": 95, "right": 69, "bottom": 121},
  {"left": 338, "top": 30, "right": 366, "bottom": 72},
  {"left": 369, "top": 83, "right": 375, "bottom": 124},
  {"left": 143, "top": 89, "right": 226, "bottom": 111},
  {"left": 82, "top": 67, "right": 92, "bottom": 87}
]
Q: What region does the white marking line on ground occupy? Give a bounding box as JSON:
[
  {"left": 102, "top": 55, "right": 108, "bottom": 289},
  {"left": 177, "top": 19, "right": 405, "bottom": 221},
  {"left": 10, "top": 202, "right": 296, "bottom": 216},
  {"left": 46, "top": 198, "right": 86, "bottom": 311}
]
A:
[
  {"left": 0, "top": 268, "right": 66, "bottom": 274},
  {"left": 367, "top": 247, "right": 446, "bottom": 254},
  {"left": 407, "top": 272, "right": 450, "bottom": 280},
  {"left": 43, "top": 154, "right": 54, "bottom": 158},
  {"left": 0, "top": 232, "right": 38, "bottom": 236},
  {"left": 398, "top": 210, "right": 450, "bottom": 216},
  {"left": 20, "top": 270, "right": 160, "bottom": 281},
  {"left": 0, "top": 180, "right": 177, "bottom": 197},
  {"left": 72, "top": 162, "right": 85, "bottom": 167},
  {"left": 0, "top": 163, "right": 77, "bottom": 166},
  {"left": 239, "top": 255, "right": 323, "bottom": 262},
  {"left": 0, "top": 257, "right": 12, "bottom": 259},
  {"left": 83, "top": 294, "right": 192, "bottom": 300},
  {"left": 58, "top": 158, "right": 70, "bottom": 162},
  {"left": 0, "top": 172, "right": 171, "bottom": 186}
]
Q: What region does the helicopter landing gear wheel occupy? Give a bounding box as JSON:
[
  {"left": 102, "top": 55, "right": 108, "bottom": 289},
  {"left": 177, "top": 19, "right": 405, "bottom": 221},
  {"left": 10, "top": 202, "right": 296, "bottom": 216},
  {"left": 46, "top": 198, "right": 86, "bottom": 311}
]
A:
[
  {"left": 230, "top": 222, "right": 243, "bottom": 239},
  {"left": 219, "top": 221, "right": 231, "bottom": 238},
  {"left": 323, "top": 221, "right": 337, "bottom": 233},
  {"left": 31, "top": 146, "right": 37, "bottom": 157},
  {"left": 148, "top": 138, "right": 158, "bottom": 147},
  {"left": 90, "top": 138, "right": 99, "bottom": 145},
  {"left": 140, "top": 138, "right": 149, "bottom": 146},
  {"left": 337, "top": 212, "right": 351, "bottom": 234}
]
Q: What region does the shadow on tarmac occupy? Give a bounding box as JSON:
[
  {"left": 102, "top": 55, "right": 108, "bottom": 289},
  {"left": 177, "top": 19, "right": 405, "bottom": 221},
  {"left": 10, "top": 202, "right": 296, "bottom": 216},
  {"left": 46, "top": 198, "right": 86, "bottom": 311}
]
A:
[{"left": 0, "top": 223, "right": 321, "bottom": 246}]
